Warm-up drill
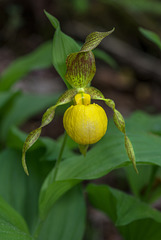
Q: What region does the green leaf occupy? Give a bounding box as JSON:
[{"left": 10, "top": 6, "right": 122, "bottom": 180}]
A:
[
  {"left": 0, "top": 148, "right": 54, "bottom": 233},
  {"left": 0, "top": 92, "right": 60, "bottom": 141},
  {"left": 0, "top": 195, "right": 34, "bottom": 240},
  {"left": 0, "top": 195, "right": 29, "bottom": 234},
  {"left": 0, "top": 91, "right": 19, "bottom": 111},
  {"left": 86, "top": 184, "right": 161, "bottom": 240},
  {"left": 39, "top": 179, "right": 80, "bottom": 220},
  {"left": 0, "top": 41, "right": 52, "bottom": 91},
  {"left": 139, "top": 27, "right": 161, "bottom": 50},
  {"left": 125, "top": 164, "right": 161, "bottom": 203},
  {"left": 38, "top": 111, "right": 161, "bottom": 221},
  {"left": 45, "top": 11, "right": 80, "bottom": 88},
  {"left": 38, "top": 186, "right": 86, "bottom": 240},
  {"left": 125, "top": 165, "right": 153, "bottom": 198},
  {"left": 100, "top": 95, "right": 137, "bottom": 173},
  {"left": 0, "top": 220, "right": 33, "bottom": 240},
  {"left": 93, "top": 48, "right": 118, "bottom": 68}
]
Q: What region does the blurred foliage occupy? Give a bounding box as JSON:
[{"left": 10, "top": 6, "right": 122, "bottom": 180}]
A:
[{"left": 139, "top": 27, "right": 161, "bottom": 50}]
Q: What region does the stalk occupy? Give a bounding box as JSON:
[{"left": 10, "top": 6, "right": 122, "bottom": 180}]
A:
[{"left": 33, "top": 131, "right": 68, "bottom": 239}]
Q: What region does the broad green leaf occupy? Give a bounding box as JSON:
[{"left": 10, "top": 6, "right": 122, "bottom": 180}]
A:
[
  {"left": 39, "top": 179, "right": 80, "bottom": 220},
  {"left": 0, "top": 195, "right": 33, "bottom": 240},
  {"left": 125, "top": 164, "right": 161, "bottom": 203},
  {"left": 139, "top": 27, "right": 161, "bottom": 50},
  {"left": 125, "top": 111, "right": 161, "bottom": 134},
  {"left": 125, "top": 165, "right": 152, "bottom": 198},
  {"left": 45, "top": 11, "right": 80, "bottom": 88},
  {"left": 38, "top": 111, "right": 161, "bottom": 221},
  {"left": 86, "top": 184, "right": 161, "bottom": 240},
  {"left": 0, "top": 91, "right": 20, "bottom": 110},
  {"left": 120, "top": 219, "right": 161, "bottom": 240},
  {"left": 0, "top": 195, "right": 29, "bottom": 234},
  {"left": 0, "top": 219, "right": 33, "bottom": 240},
  {"left": 93, "top": 92, "right": 137, "bottom": 173},
  {"left": 0, "top": 148, "right": 54, "bottom": 233},
  {"left": 38, "top": 186, "right": 86, "bottom": 240},
  {"left": 0, "top": 92, "right": 60, "bottom": 141},
  {"left": 0, "top": 41, "right": 52, "bottom": 91}
]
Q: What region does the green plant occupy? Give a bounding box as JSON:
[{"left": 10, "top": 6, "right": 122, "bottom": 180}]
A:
[{"left": 1, "top": 11, "right": 161, "bottom": 240}]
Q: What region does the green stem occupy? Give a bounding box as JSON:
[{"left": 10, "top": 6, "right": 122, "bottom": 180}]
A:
[
  {"left": 53, "top": 131, "right": 68, "bottom": 181},
  {"left": 33, "top": 132, "right": 68, "bottom": 239}
]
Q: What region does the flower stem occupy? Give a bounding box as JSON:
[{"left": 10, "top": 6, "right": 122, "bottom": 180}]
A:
[
  {"left": 53, "top": 131, "right": 68, "bottom": 181},
  {"left": 33, "top": 132, "right": 68, "bottom": 239}
]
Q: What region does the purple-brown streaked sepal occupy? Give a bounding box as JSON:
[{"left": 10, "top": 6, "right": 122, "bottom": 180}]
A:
[
  {"left": 65, "top": 51, "right": 96, "bottom": 88},
  {"left": 81, "top": 29, "right": 115, "bottom": 52},
  {"left": 125, "top": 135, "right": 138, "bottom": 174},
  {"left": 22, "top": 89, "right": 77, "bottom": 175}
]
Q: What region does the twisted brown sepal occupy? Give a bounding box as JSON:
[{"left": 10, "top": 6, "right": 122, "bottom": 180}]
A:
[
  {"left": 22, "top": 89, "right": 77, "bottom": 175},
  {"left": 105, "top": 100, "right": 138, "bottom": 173},
  {"left": 125, "top": 135, "right": 138, "bottom": 174},
  {"left": 81, "top": 29, "right": 115, "bottom": 52},
  {"left": 88, "top": 86, "right": 138, "bottom": 173}
]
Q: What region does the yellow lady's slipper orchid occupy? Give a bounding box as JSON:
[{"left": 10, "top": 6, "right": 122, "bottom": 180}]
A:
[
  {"left": 63, "top": 93, "right": 108, "bottom": 145},
  {"left": 22, "top": 29, "right": 138, "bottom": 175}
]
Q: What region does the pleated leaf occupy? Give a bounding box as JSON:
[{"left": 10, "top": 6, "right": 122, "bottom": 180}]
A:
[
  {"left": 0, "top": 195, "right": 33, "bottom": 240},
  {"left": 38, "top": 186, "right": 86, "bottom": 240},
  {"left": 87, "top": 183, "right": 161, "bottom": 240},
  {"left": 38, "top": 111, "right": 161, "bottom": 220}
]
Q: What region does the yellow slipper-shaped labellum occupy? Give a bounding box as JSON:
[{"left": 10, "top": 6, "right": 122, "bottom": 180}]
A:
[{"left": 63, "top": 93, "right": 108, "bottom": 145}]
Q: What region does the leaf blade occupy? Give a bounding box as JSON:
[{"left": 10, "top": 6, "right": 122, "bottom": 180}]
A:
[
  {"left": 86, "top": 183, "right": 161, "bottom": 240},
  {"left": 39, "top": 111, "right": 161, "bottom": 220}
]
